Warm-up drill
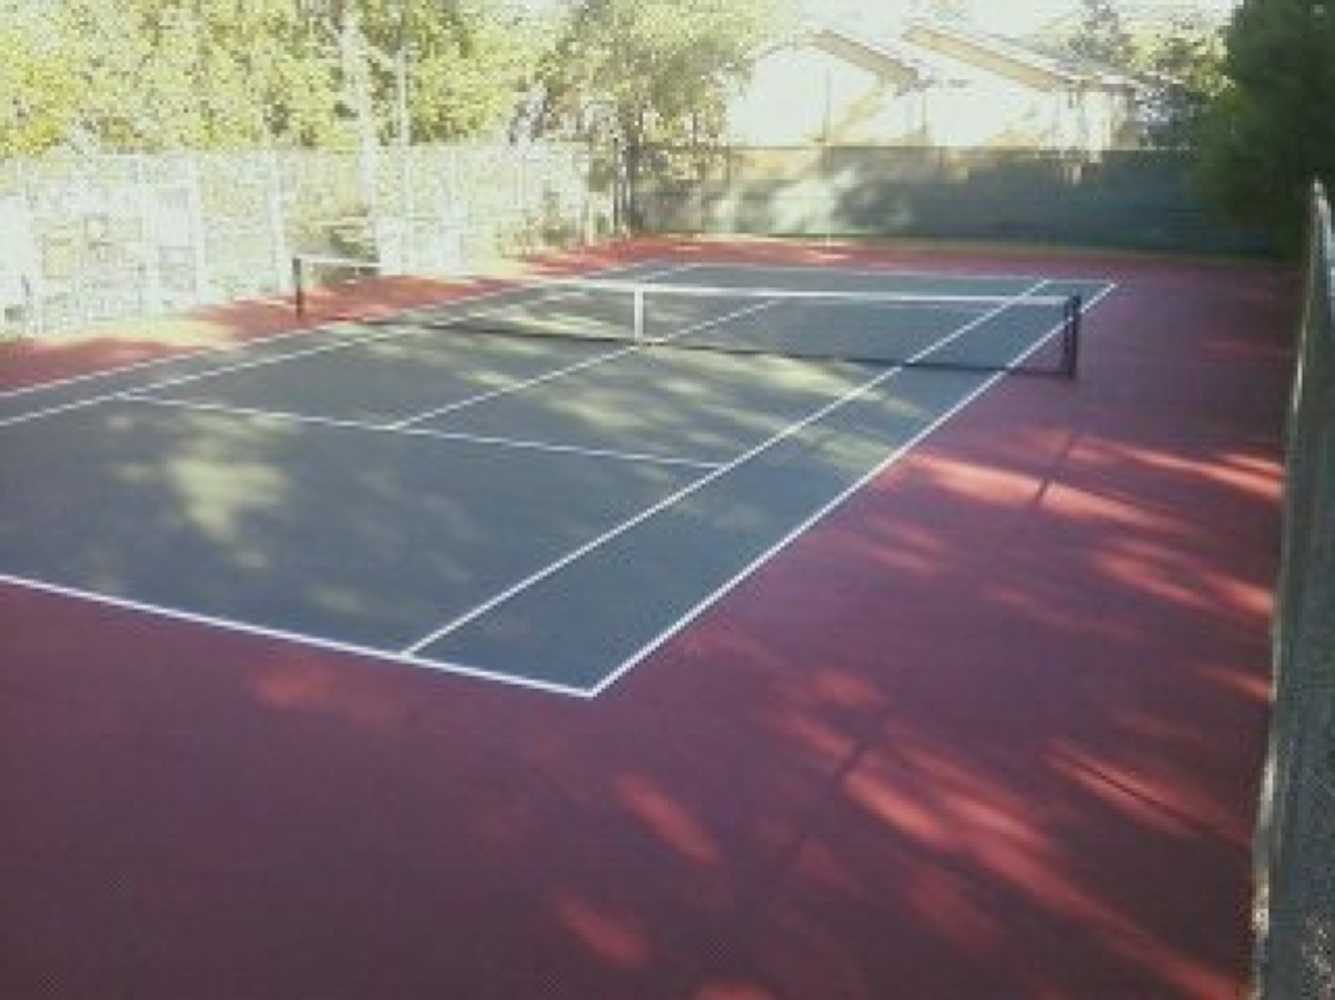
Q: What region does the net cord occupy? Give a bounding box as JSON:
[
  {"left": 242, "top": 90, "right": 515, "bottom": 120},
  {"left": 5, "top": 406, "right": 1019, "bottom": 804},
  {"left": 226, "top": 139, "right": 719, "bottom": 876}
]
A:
[
  {"left": 292, "top": 253, "right": 1081, "bottom": 376},
  {"left": 292, "top": 254, "right": 1074, "bottom": 311}
]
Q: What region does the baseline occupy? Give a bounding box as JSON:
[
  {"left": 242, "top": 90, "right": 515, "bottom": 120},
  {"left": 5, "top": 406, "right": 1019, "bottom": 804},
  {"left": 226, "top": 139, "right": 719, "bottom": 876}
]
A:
[
  {"left": 0, "top": 572, "right": 593, "bottom": 699},
  {"left": 0, "top": 398, "right": 705, "bottom": 686}
]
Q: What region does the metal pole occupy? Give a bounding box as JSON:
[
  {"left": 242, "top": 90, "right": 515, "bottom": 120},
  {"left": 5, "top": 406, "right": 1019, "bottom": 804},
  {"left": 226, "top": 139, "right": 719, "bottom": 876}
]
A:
[
  {"left": 395, "top": 0, "right": 410, "bottom": 149},
  {"left": 1066, "top": 294, "right": 1082, "bottom": 378},
  {"left": 293, "top": 255, "right": 305, "bottom": 318}
]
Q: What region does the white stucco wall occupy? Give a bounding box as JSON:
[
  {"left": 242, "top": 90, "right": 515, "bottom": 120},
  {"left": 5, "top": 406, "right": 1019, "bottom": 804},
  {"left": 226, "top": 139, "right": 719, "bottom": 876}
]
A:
[{"left": 725, "top": 35, "right": 1134, "bottom": 150}]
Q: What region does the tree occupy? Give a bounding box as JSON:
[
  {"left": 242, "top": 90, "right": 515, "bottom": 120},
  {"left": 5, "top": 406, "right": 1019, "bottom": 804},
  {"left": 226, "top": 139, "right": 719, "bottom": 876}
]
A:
[
  {"left": 1133, "top": 16, "right": 1227, "bottom": 149},
  {"left": 1195, "top": 0, "right": 1335, "bottom": 247},
  {"left": 0, "top": 0, "right": 345, "bottom": 153},
  {"left": 536, "top": 0, "right": 794, "bottom": 225},
  {"left": 1066, "top": 0, "right": 1133, "bottom": 68},
  {"left": 361, "top": 0, "right": 549, "bottom": 142},
  {"left": 0, "top": 2, "right": 85, "bottom": 155},
  {"left": 0, "top": 0, "right": 551, "bottom": 154},
  {"left": 538, "top": 0, "right": 794, "bottom": 148}
]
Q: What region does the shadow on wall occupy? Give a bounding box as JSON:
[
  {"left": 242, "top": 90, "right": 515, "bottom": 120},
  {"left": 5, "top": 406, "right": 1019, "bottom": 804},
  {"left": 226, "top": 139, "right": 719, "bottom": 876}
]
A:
[{"left": 631, "top": 146, "right": 1277, "bottom": 258}]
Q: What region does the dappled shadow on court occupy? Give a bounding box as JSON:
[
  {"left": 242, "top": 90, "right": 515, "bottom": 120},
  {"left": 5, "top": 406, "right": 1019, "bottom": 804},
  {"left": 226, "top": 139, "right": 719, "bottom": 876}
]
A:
[
  {"left": 0, "top": 393, "right": 704, "bottom": 654},
  {"left": 0, "top": 255, "right": 1296, "bottom": 998},
  {"left": 617, "top": 267, "right": 1287, "bottom": 997},
  {"left": 0, "top": 244, "right": 649, "bottom": 393}
]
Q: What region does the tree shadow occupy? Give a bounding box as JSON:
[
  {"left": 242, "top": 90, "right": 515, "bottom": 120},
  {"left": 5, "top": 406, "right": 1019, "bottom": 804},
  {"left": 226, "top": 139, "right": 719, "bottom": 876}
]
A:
[{"left": 0, "top": 252, "right": 1293, "bottom": 999}]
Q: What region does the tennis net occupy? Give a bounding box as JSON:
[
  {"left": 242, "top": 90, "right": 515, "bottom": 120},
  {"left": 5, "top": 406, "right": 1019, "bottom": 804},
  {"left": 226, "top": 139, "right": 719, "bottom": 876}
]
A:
[{"left": 293, "top": 256, "right": 1083, "bottom": 376}]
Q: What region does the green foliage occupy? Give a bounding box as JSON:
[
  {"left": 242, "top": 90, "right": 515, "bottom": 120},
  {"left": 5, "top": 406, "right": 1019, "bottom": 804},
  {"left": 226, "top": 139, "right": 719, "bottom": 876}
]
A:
[
  {"left": 539, "top": 0, "right": 796, "bottom": 149},
  {"left": 0, "top": 0, "right": 337, "bottom": 152},
  {"left": 362, "top": 0, "right": 547, "bottom": 142},
  {"left": 1, "top": 0, "right": 793, "bottom": 156},
  {"left": 1066, "top": 0, "right": 1134, "bottom": 68},
  {"left": 0, "top": 3, "right": 84, "bottom": 156},
  {"left": 1195, "top": 0, "right": 1335, "bottom": 248},
  {"left": 0, "top": 0, "right": 547, "bottom": 155},
  {"left": 1132, "top": 17, "right": 1227, "bottom": 149}
]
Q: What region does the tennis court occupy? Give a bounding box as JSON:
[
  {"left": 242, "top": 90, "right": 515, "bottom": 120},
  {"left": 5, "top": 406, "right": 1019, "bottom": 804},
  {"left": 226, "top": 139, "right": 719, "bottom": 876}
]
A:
[
  {"left": 1, "top": 238, "right": 1291, "bottom": 998},
  {"left": 0, "top": 259, "right": 1111, "bottom": 696}
]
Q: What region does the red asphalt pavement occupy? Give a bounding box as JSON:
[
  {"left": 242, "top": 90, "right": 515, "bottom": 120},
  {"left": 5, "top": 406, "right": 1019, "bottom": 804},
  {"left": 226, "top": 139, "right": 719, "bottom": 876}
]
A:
[{"left": 1, "top": 240, "right": 1295, "bottom": 998}]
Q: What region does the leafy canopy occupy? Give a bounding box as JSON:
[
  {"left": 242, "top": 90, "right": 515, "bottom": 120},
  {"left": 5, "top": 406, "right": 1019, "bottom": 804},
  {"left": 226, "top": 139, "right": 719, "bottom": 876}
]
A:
[
  {"left": 0, "top": 0, "right": 547, "bottom": 154},
  {"left": 538, "top": 0, "right": 795, "bottom": 148},
  {"left": 1132, "top": 15, "right": 1228, "bottom": 149},
  {"left": 1066, "top": 0, "right": 1134, "bottom": 68},
  {"left": 0, "top": 0, "right": 800, "bottom": 156},
  {"left": 1195, "top": 0, "right": 1335, "bottom": 245}
]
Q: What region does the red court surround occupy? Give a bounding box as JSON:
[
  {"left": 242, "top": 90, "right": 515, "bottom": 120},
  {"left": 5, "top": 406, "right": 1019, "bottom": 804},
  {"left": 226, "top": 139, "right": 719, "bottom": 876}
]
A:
[{"left": 1, "top": 239, "right": 1293, "bottom": 999}]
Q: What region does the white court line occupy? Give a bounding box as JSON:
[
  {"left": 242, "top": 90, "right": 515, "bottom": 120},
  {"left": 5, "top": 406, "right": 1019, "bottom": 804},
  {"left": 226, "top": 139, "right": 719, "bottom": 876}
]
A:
[
  {"left": 588, "top": 280, "right": 1120, "bottom": 696},
  {"left": 411, "top": 428, "right": 723, "bottom": 470},
  {"left": 388, "top": 257, "right": 1078, "bottom": 432},
  {"left": 0, "top": 320, "right": 351, "bottom": 402},
  {"left": 671, "top": 260, "right": 1118, "bottom": 284},
  {"left": 118, "top": 392, "right": 723, "bottom": 470},
  {"left": 439, "top": 274, "right": 1076, "bottom": 305},
  {"left": 401, "top": 279, "right": 1053, "bottom": 657},
  {"left": 0, "top": 260, "right": 666, "bottom": 402},
  {"left": 1, "top": 273, "right": 1115, "bottom": 699},
  {"left": 389, "top": 296, "right": 783, "bottom": 429},
  {"left": 0, "top": 572, "right": 594, "bottom": 699},
  {"left": 0, "top": 259, "right": 682, "bottom": 428},
  {"left": 0, "top": 324, "right": 442, "bottom": 430}
]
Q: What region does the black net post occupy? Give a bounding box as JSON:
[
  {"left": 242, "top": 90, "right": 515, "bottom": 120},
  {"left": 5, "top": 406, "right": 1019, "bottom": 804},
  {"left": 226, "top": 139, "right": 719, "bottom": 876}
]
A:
[
  {"left": 293, "top": 255, "right": 306, "bottom": 319},
  {"left": 1065, "top": 294, "right": 1082, "bottom": 378}
]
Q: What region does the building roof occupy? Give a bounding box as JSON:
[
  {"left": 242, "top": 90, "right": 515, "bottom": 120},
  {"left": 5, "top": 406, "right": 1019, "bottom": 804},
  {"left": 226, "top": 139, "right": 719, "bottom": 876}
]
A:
[
  {"left": 804, "top": 25, "right": 961, "bottom": 87},
  {"left": 791, "top": 19, "right": 1140, "bottom": 94},
  {"left": 902, "top": 19, "right": 1140, "bottom": 90}
]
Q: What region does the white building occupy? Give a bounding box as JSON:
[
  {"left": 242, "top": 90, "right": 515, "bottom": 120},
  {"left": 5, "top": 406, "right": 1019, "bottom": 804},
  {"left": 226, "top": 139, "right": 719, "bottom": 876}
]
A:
[{"left": 727, "top": 20, "right": 1141, "bottom": 152}]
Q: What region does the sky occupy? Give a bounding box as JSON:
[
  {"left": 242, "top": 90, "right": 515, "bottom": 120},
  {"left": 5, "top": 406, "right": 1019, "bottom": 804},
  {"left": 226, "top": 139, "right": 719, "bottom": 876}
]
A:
[
  {"left": 800, "top": 1, "right": 1240, "bottom": 36},
  {"left": 512, "top": 0, "right": 1242, "bottom": 37},
  {"left": 960, "top": 1, "right": 1238, "bottom": 33}
]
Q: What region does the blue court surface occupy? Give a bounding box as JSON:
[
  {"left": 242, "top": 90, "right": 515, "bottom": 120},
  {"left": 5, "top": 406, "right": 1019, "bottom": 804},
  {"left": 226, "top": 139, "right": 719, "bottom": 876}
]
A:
[{"left": 0, "top": 261, "right": 1114, "bottom": 695}]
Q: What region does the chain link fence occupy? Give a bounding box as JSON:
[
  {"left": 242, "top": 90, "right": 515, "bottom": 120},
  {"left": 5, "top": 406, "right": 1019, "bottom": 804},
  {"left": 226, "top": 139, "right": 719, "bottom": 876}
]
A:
[
  {"left": 1253, "top": 181, "right": 1335, "bottom": 999},
  {"left": 0, "top": 142, "right": 614, "bottom": 337}
]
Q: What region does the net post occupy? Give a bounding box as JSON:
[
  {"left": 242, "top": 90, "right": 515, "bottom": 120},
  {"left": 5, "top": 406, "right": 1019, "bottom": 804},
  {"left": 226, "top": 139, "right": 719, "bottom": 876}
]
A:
[
  {"left": 293, "top": 255, "right": 306, "bottom": 319},
  {"left": 633, "top": 285, "right": 645, "bottom": 342},
  {"left": 20, "top": 274, "right": 34, "bottom": 337},
  {"left": 1065, "top": 294, "right": 1082, "bottom": 378}
]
